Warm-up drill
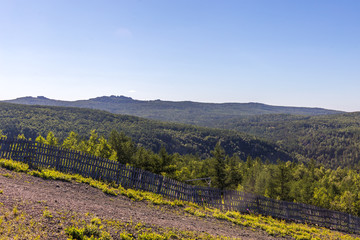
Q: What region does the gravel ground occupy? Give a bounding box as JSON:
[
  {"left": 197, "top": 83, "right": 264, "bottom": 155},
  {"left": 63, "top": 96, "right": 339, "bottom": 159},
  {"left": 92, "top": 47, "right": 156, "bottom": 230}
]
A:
[{"left": 0, "top": 167, "right": 289, "bottom": 239}]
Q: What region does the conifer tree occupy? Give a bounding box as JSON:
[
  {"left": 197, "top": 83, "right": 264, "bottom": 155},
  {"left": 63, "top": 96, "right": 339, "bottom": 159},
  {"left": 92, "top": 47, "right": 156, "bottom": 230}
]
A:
[
  {"left": 211, "top": 142, "right": 227, "bottom": 190},
  {"left": 109, "top": 130, "right": 136, "bottom": 164},
  {"left": 35, "top": 134, "right": 46, "bottom": 144},
  {"left": 62, "top": 131, "right": 79, "bottom": 150},
  {"left": 0, "top": 130, "right": 7, "bottom": 139},
  {"left": 46, "top": 132, "right": 58, "bottom": 146}
]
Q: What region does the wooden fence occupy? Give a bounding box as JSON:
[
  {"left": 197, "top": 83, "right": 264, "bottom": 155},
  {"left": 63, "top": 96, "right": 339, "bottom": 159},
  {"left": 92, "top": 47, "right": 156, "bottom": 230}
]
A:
[{"left": 0, "top": 138, "right": 359, "bottom": 233}]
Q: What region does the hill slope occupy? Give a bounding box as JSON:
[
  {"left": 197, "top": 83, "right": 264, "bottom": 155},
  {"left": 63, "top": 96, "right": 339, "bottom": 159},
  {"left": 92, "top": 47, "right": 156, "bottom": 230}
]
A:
[
  {"left": 0, "top": 163, "right": 277, "bottom": 239},
  {"left": 213, "top": 113, "right": 360, "bottom": 168},
  {"left": 4, "top": 95, "right": 343, "bottom": 126},
  {"left": 5, "top": 97, "right": 359, "bottom": 168},
  {"left": 1, "top": 159, "right": 359, "bottom": 239},
  {"left": 0, "top": 102, "right": 292, "bottom": 162}
]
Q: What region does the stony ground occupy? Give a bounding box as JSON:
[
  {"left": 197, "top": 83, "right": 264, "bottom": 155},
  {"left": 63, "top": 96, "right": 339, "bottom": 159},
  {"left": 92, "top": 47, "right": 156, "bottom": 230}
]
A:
[{"left": 0, "top": 167, "right": 289, "bottom": 239}]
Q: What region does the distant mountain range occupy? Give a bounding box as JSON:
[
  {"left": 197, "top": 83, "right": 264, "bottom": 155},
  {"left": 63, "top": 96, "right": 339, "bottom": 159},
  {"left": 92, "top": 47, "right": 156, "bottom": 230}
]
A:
[
  {"left": 4, "top": 96, "right": 344, "bottom": 126},
  {"left": 0, "top": 102, "right": 291, "bottom": 162}
]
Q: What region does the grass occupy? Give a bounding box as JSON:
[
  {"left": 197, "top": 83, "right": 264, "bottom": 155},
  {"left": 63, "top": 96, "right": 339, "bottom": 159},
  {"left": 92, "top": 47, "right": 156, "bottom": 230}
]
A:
[
  {"left": 64, "top": 215, "right": 236, "bottom": 240},
  {"left": 208, "top": 209, "right": 360, "bottom": 240},
  {"left": 1, "top": 158, "right": 360, "bottom": 239},
  {"left": 0, "top": 200, "right": 235, "bottom": 240},
  {"left": 0, "top": 203, "right": 50, "bottom": 239}
]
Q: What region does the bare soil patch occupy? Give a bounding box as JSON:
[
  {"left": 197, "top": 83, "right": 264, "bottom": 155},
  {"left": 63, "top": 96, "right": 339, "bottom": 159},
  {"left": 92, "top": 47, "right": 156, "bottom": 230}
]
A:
[{"left": 0, "top": 167, "right": 288, "bottom": 239}]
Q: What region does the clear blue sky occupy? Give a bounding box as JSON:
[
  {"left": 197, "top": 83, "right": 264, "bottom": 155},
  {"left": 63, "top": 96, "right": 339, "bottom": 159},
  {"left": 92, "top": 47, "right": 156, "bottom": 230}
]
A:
[{"left": 1, "top": 0, "right": 360, "bottom": 111}]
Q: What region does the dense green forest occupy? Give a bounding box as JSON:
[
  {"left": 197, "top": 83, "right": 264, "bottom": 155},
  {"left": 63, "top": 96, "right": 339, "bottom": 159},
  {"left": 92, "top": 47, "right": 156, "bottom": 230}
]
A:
[
  {"left": 5, "top": 95, "right": 342, "bottom": 126},
  {"left": 6, "top": 129, "right": 360, "bottom": 217},
  {"left": 212, "top": 113, "right": 360, "bottom": 168},
  {"left": 0, "top": 102, "right": 291, "bottom": 162}
]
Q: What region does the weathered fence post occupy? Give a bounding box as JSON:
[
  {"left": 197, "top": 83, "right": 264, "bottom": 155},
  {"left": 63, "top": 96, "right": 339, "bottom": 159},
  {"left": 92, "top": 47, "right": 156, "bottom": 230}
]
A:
[
  {"left": 115, "top": 161, "right": 122, "bottom": 185},
  {"left": 194, "top": 186, "right": 199, "bottom": 205},
  {"left": 220, "top": 190, "right": 224, "bottom": 211},
  {"left": 0, "top": 138, "right": 11, "bottom": 159},
  {"left": 256, "top": 196, "right": 261, "bottom": 215},
  {"left": 55, "top": 148, "right": 62, "bottom": 171},
  {"left": 0, "top": 138, "right": 3, "bottom": 158},
  {"left": 157, "top": 175, "right": 164, "bottom": 194},
  {"left": 90, "top": 154, "right": 98, "bottom": 180},
  {"left": 348, "top": 213, "right": 352, "bottom": 233},
  {"left": 22, "top": 140, "right": 29, "bottom": 164},
  {"left": 23, "top": 140, "right": 34, "bottom": 168}
]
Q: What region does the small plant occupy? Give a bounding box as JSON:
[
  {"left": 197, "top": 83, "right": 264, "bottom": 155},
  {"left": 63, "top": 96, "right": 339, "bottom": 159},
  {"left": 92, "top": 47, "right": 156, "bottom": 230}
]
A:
[
  {"left": 65, "top": 226, "right": 84, "bottom": 239},
  {"left": 1, "top": 173, "right": 14, "bottom": 178},
  {"left": 99, "top": 231, "right": 113, "bottom": 240},
  {"left": 119, "top": 232, "right": 134, "bottom": 240},
  {"left": 12, "top": 206, "right": 19, "bottom": 216},
  {"left": 184, "top": 207, "right": 206, "bottom": 217},
  {"left": 83, "top": 223, "right": 101, "bottom": 238},
  {"left": 43, "top": 209, "right": 53, "bottom": 218},
  {"left": 91, "top": 217, "right": 102, "bottom": 226},
  {"left": 65, "top": 220, "right": 113, "bottom": 240},
  {"left": 138, "top": 232, "right": 166, "bottom": 240}
]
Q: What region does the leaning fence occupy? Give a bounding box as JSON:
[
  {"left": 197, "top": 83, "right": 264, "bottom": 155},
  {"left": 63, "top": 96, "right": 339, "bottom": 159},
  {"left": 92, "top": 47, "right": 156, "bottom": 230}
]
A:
[{"left": 0, "top": 137, "right": 359, "bottom": 233}]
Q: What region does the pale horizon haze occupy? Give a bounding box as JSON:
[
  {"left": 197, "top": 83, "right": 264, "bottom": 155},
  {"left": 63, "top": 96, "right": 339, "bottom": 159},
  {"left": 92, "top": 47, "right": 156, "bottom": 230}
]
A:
[{"left": 1, "top": 0, "right": 360, "bottom": 112}]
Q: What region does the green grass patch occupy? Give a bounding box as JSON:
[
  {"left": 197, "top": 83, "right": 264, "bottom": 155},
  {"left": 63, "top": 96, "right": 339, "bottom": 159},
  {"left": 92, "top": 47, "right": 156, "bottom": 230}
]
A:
[
  {"left": 0, "top": 204, "right": 50, "bottom": 239},
  {"left": 0, "top": 158, "right": 29, "bottom": 172}
]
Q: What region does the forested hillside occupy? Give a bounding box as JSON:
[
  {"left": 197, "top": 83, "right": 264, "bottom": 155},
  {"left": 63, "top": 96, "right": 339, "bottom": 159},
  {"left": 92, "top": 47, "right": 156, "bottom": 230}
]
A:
[
  {"left": 4, "top": 97, "right": 360, "bottom": 169},
  {"left": 213, "top": 113, "right": 360, "bottom": 168},
  {"left": 0, "top": 102, "right": 291, "bottom": 162},
  {"left": 3, "top": 102, "right": 360, "bottom": 218},
  {"left": 4, "top": 95, "right": 342, "bottom": 126}
]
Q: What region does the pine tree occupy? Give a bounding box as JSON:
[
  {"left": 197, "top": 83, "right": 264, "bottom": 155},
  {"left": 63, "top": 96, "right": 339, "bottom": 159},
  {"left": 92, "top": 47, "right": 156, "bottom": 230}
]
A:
[
  {"left": 0, "top": 130, "right": 7, "bottom": 139},
  {"left": 35, "top": 134, "right": 46, "bottom": 144},
  {"left": 62, "top": 131, "right": 79, "bottom": 150},
  {"left": 109, "top": 130, "right": 136, "bottom": 164},
  {"left": 46, "top": 132, "right": 58, "bottom": 146},
  {"left": 211, "top": 142, "right": 227, "bottom": 190}
]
